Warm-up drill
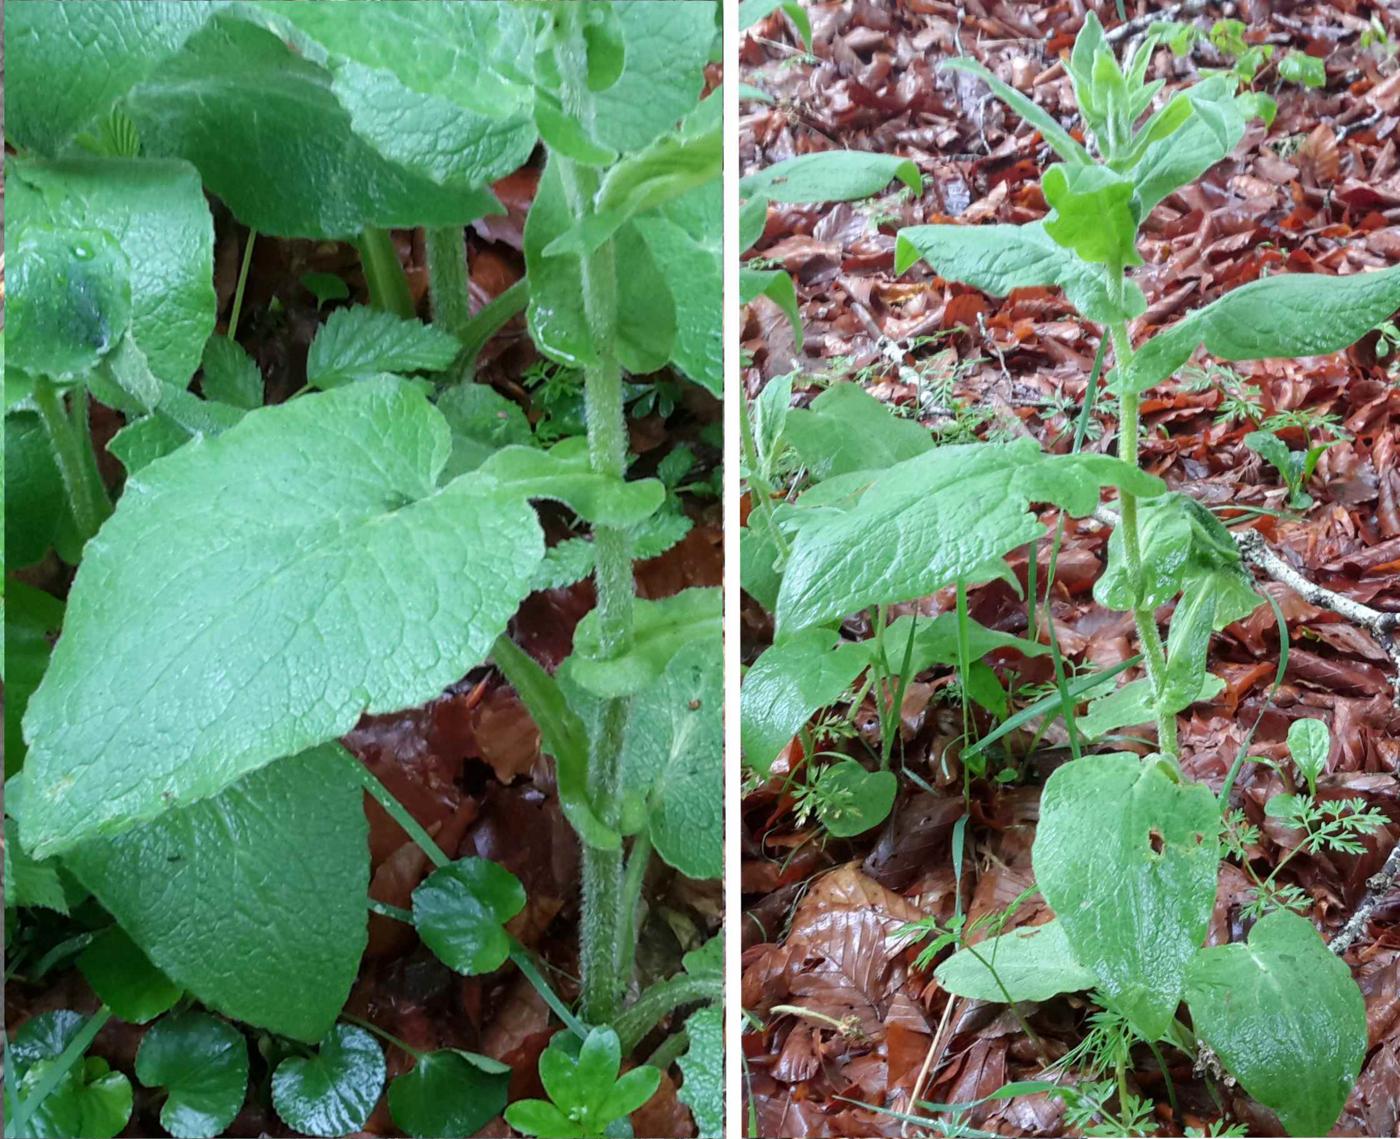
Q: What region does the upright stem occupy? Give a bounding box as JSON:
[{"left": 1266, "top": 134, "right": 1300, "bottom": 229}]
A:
[
  {"left": 357, "top": 228, "right": 416, "bottom": 319},
  {"left": 336, "top": 746, "right": 450, "bottom": 868},
  {"left": 1108, "top": 303, "right": 1177, "bottom": 758},
  {"left": 424, "top": 226, "right": 473, "bottom": 342},
  {"left": 552, "top": 9, "right": 635, "bottom": 1026},
  {"left": 32, "top": 377, "right": 109, "bottom": 543}
]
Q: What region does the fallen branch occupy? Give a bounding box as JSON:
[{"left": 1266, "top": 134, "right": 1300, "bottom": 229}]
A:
[
  {"left": 1234, "top": 528, "right": 1400, "bottom": 704},
  {"left": 1105, "top": 0, "right": 1209, "bottom": 44},
  {"left": 1329, "top": 839, "right": 1400, "bottom": 955}
]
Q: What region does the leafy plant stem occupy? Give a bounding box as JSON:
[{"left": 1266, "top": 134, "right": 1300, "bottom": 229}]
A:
[
  {"left": 31, "top": 376, "right": 109, "bottom": 543},
  {"left": 1108, "top": 311, "right": 1177, "bottom": 758},
  {"left": 341, "top": 1012, "right": 424, "bottom": 1059},
  {"left": 615, "top": 974, "right": 723, "bottom": 1054},
  {"left": 456, "top": 277, "right": 529, "bottom": 378},
  {"left": 616, "top": 832, "right": 654, "bottom": 988},
  {"left": 7, "top": 1005, "right": 112, "bottom": 1136},
  {"left": 227, "top": 227, "right": 257, "bottom": 339},
  {"left": 357, "top": 227, "right": 416, "bottom": 319},
  {"left": 552, "top": 11, "right": 636, "bottom": 1026},
  {"left": 424, "top": 226, "right": 473, "bottom": 342},
  {"left": 336, "top": 749, "right": 449, "bottom": 868}
]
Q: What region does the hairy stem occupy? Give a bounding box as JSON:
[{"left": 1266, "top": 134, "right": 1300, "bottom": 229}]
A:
[
  {"left": 616, "top": 833, "right": 653, "bottom": 989},
  {"left": 552, "top": 9, "right": 636, "bottom": 1026},
  {"left": 424, "top": 226, "right": 473, "bottom": 342},
  {"left": 357, "top": 228, "right": 416, "bottom": 319},
  {"left": 32, "top": 378, "right": 109, "bottom": 544},
  {"left": 1108, "top": 308, "right": 1177, "bottom": 758},
  {"left": 614, "top": 974, "right": 722, "bottom": 1054}
]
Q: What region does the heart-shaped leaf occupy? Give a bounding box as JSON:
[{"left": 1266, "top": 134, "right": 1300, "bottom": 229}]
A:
[
  {"left": 1033, "top": 753, "right": 1219, "bottom": 1040},
  {"left": 387, "top": 1049, "right": 510, "bottom": 1139},
  {"left": 272, "top": 1024, "right": 385, "bottom": 1139},
  {"left": 1185, "top": 909, "right": 1366, "bottom": 1137},
  {"left": 77, "top": 926, "right": 181, "bottom": 1024},
  {"left": 412, "top": 857, "right": 526, "bottom": 975},
  {"left": 20, "top": 1057, "right": 133, "bottom": 1139},
  {"left": 135, "top": 1011, "right": 249, "bottom": 1139}
]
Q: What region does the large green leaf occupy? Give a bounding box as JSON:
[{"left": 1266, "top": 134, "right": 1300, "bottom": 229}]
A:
[
  {"left": 1041, "top": 163, "right": 1142, "bottom": 268},
  {"left": 934, "top": 920, "right": 1098, "bottom": 1003},
  {"left": 784, "top": 382, "right": 933, "bottom": 480},
  {"left": 247, "top": 0, "right": 537, "bottom": 189},
  {"left": 775, "top": 438, "right": 1163, "bottom": 635},
  {"left": 1185, "top": 909, "right": 1365, "bottom": 1137},
  {"left": 5, "top": 1, "right": 221, "bottom": 153},
  {"left": 620, "top": 638, "right": 723, "bottom": 878},
  {"left": 135, "top": 1012, "right": 249, "bottom": 1139},
  {"left": 5, "top": 415, "right": 70, "bottom": 570},
  {"left": 1126, "top": 264, "right": 1400, "bottom": 394},
  {"left": 10, "top": 157, "right": 216, "bottom": 389},
  {"left": 124, "top": 15, "right": 502, "bottom": 237},
  {"left": 19, "top": 378, "right": 543, "bottom": 857},
  {"left": 1033, "top": 754, "right": 1219, "bottom": 1040},
  {"left": 62, "top": 745, "right": 368, "bottom": 1042},
  {"left": 1129, "top": 78, "right": 1247, "bottom": 213},
  {"left": 895, "top": 221, "right": 1146, "bottom": 325},
  {"left": 740, "top": 151, "right": 922, "bottom": 203},
  {"left": 3, "top": 582, "right": 64, "bottom": 777},
  {"left": 525, "top": 158, "right": 676, "bottom": 374},
  {"left": 677, "top": 1005, "right": 722, "bottom": 1138},
  {"left": 741, "top": 627, "right": 872, "bottom": 774}
]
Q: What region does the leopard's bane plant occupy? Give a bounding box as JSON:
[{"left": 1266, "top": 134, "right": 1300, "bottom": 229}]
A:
[
  {"left": 742, "top": 13, "right": 1394, "bottom": 1136},
  {"left": 5, "top": 3, "right": 721, "bottom": 1137}
]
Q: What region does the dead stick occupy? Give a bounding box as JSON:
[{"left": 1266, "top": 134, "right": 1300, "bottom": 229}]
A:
[{"left": 1329, "top": 839, "right": 1400, "bottom": 955}]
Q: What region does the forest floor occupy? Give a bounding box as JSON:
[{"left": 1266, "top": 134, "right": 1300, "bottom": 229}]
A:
[{"left": 740, "top": 2, "right": 1400, "bottom": 1136}]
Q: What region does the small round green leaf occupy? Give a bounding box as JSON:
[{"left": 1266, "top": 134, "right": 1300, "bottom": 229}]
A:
[
  {"left": 21, "top": 1056, "right": 133, "bottom": 1139},
  {"left": 504, "top": 1098, "right": 577, "bottom": 1139},
  {"left": 387, "top": 1049, "right": 509, "bottom": 1138},
  {"left": 1286, "top": 717, "right": 1329, "bottom": 792},
  {"left": 271, "top": 1024, "right": 385, "bottom": 1138},
  {"left": 412, "top": 857, "right": 526, "bottom": 975},
  {"left": 813, "top": 761, "right": 896, "bottom": 838},
  {"left": 78, "top": 926, "right": 182, "bottom": 1024},
  {"left": 136, "top": 1011, "right": 249, "bottom": 1139},
  {"left": 10, "top": 1010, "right": 84, "bottom": 1078}
]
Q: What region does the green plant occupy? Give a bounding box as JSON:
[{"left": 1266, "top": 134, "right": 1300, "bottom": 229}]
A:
[
  {"left": 1243, "top": 428, "right": 1339, "bottom": 508},
  {"left": 5, "top": 3, "right": 722, "bottom": 1137},
  {"left": 741, "top": 13, "right": 1399, "bottom": 1136},
  {"left": 506, "top": 1027, "right": 660, "bottom": 1138}
]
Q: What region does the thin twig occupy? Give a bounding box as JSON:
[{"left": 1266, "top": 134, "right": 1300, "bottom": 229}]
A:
[
  {"left": 1329, "top": 839, "right": 1400, "bottom": 955},
  {"left": 1234, "top": 529, "right": 1400, "bottom": 704},
  {"left": 1105, "top": 0, "right": 1208, "bottom": 44}
]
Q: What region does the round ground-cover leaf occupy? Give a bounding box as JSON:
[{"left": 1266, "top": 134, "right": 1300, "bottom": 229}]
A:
[
  {"left": 10, "top": 1010, "right": 86, "bottom": 1078},
  {"left": 11, "top": 156, "right": 217, "bottom": 389},
  {"left": 77, "top": 926, "right": 182, "bottom": 1024},
  {"left": 812, "top": 761, "right": 897, "bottom": 838},
  {"left": 21, "top": 1057, "right": 133, "bottom": 1139},
  {"left": 123, "top": 14, "right": 501, "bottom": 238},
  {"left": 6, "top": 1, "right": 221, "bottom": 153},
  {"left": 136, "top": 1011, "right": 249, "bottom": 1139},
  {"left": 19, "top": 377, "right": 543, "bottom": 858},
  {"left": 6, "top": 222, "right": 131, "bottom": 381},
  {"left": 1032, "top": 754, "right": 1219, "bottom": 1041},
  {"left": 619, "top": 637, "right": 723, "bottom": 879},
  {"left": 387, "top": 1048, "right": 510, "bottom": 1138},
  {"left": 62, "top": 745, "right": 368, "bottom": 1043},
  {"left": 412, "top": 857, "right": 527, "bottom": 975},
  {"left": 1184, "top": 909, "right": 1366, "bottom": 1138},
  {"left": 677, "top": 1005, "right": 722, "bottom": 1138},
  {"left": 272, "top": 1024, "right": 385, "bottom": 1138},
  {"left": 934, "top": 919, "right": 1098, "bottom": 1004}
]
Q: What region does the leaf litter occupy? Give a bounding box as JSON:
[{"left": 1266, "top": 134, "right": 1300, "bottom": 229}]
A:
[{"left": 742, "top": 2, "right": 1400, "bottom": 1135}]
